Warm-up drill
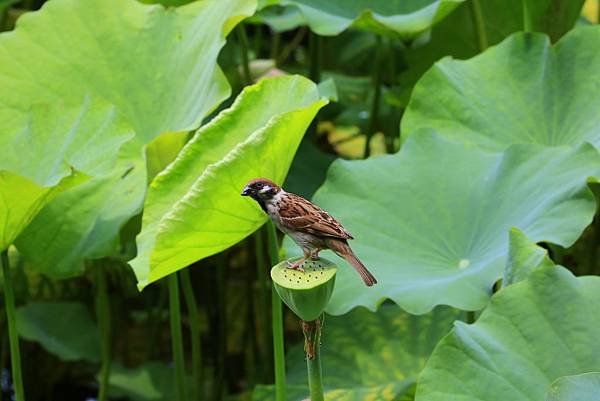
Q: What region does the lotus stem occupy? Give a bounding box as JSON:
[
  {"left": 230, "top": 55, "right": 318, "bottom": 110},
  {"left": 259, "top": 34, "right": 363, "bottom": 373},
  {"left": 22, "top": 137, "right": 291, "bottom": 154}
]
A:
[
  {"left": 302, "top": 318, "right": 324, "bottom": 401},
  {"left": 468, "top": 0, "right": 488, "bottom": 51},
  {"left": 168, "top": 273, "right": 187, "bottom": 401},
  {"left": 364, "top": 35, "right": 383, "bottom": 159},
  {"left": 1, "top": 250, "right": 25, "bottom": 401},
  {"left": 309, "top": 32, "right": 322, "bottom": 83},
  {"left": 180, "top": 269, "right": 202, "bottom": 401},
  {"left": 255, "top": 228, "right": 272, "bottom": 379},
  {"left": 237, "top": 24, "right": 252, "bottom": 86},
  {"left": 522, "top": 0, "right": 532, "bottom": 32},
  {"left": 267, "top": 221, "right": 286, "bottom": 401},
  {"left": 95, "top": 266, "right": 111, "bottom": 401}
]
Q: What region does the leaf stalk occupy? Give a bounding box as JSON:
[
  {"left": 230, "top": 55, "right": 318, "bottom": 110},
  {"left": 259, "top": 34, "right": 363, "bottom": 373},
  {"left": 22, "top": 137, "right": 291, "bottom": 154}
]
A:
[
  {"left": 364, "top": 35, "right": 384, "bottom": 159},
  {"left": 237, "top": 24, "right": 252, "bottom": 86},
  {"left": 95, "top": 265, "right": 111, "bottom": 401},
  {"left": 468, "top": 0, "right": 488, "bottom": 51},
  {"left": 169, "top": 273, "right": 187, "bottom": 401},
  {"left": 302, "top": 317, "right": 324, "bottom": 401},
  {"left": 267, "top": 222, "right": 286, "bottom": 401},
  {"left": 180, "top": 269, "right": 203, "bottom": 401},
  {"left": 1, "top": 250, "right": 25, "bottom": 401}
]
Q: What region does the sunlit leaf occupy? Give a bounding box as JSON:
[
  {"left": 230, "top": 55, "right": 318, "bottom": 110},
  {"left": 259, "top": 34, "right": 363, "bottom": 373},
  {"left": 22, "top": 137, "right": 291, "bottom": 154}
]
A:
[
  {"left": 403, "top": 27, "right": 600, "bottom": 151},
  {"left": 254, "top": 305, "right": 461, "bottom": 401},
  {"left": 276, "top": 0, "right": 466, "bottom": 38},
  {"left": 0, "top": 172, "right": 58, "bottom": 251},
  {"left": 132, "top": 76, "right": 328, "bottom": 288},
  {"left": 416, "top": 266, "right": 600, "bottom": 401},
  {"left": 1, "top": 0, "right": 254, "bottom": 267},
  {"left": 0, "top": 98, "right": 131, "bottom": 251},
  {"left": 286, "top": 132, "right": 599, "bottom": 314},
  {"left": 145, "top": 132, "right": 189, "bottom": 183},
  {"left": 0, "top": 98, "right": 132, "bottom": 187},
  {"left": 546, "top": 372, "right": 600, "bottom": 401},
  {"left": 582, "top": 0, "right": 599, "bottom": 23},
  {"left": 16, "top": 302, "right": 100, "bottom": 362},
  {"left": 16, "top": 141, "right": 147, "bottom": 278},
  {"left": 0, "top": 0, "right": 255, "bottom": 143}
]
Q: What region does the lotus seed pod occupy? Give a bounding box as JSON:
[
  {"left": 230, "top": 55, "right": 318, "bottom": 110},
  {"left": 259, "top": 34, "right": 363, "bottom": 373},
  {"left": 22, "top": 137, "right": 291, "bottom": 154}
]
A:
[{"left": 271, "top": 257, "right": 336, "bottom": 321}]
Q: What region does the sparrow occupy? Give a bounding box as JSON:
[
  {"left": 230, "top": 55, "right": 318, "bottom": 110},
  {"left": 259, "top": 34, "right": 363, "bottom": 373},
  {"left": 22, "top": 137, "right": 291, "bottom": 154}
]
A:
[{"left": 241, "top": 178, "right": 377, "bottom": 286}]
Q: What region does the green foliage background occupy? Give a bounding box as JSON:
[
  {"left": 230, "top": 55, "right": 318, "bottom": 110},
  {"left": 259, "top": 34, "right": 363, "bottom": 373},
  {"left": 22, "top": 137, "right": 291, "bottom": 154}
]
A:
[{"left": 1, "top": 0, "right": 600, "bottom": 401}]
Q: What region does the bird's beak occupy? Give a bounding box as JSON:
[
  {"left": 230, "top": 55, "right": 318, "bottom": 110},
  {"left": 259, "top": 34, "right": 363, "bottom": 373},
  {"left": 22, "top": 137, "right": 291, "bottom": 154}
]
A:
[{"left": 241, "top": 185, "right": 251, "bottom": 196}]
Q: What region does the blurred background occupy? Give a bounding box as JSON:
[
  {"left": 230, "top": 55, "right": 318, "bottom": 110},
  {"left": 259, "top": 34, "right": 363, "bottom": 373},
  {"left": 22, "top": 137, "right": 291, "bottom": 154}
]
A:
[{"left": 1, "top": 1, "right": 599, "bottom": 400}]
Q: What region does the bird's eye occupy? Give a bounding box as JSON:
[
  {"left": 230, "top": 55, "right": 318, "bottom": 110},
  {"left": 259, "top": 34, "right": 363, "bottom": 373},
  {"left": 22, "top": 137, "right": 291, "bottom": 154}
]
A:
[{"left": 256, "top": 183, "right": 263, "bottom": 188}]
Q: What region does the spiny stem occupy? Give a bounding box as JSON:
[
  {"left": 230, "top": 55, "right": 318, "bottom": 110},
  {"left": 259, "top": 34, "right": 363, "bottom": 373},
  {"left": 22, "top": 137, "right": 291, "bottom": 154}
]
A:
[
  {"left": 267, "top": 222, "right": 286, "bottom": 401},
  {"left": 95, "top": 266, "right": 111, "bottom": 401},
  {"left": 270, "top": 32, "right": 281, "bottom": 64},
  {"left": 1, "top": 250, "right": 25, "bottom": 401},
  {"left": 468, "top": 0, "right": 488, "bottom": 52},
  {"left": 215, "top": 255, "right": 228, "bottom": 401},
  {"left": 309, "top": 32, "right": 322, "bottom": 83},
  {"left": 255, "top": 228, "right": 273, "bottom": 380},
  {"left": 364, "top": 35, "right": 383, "bottom": 159},
  {"left": 180, "top": 269, "right": 202, "bottom": 401},
  {"left": 302, "top": 318, "right": 324, "bottom": 401},
  {"left": 237, "top": 24, "right": 252, "bottom": 86},
  {"left": 168, "top": 273, "right": 187, "bottom": 401},
  {"left": 522, "top": 0, "right": 532, "bottom": 32},
  {"left": 276, "top": 27, "right": 307, "bottom": 65}
]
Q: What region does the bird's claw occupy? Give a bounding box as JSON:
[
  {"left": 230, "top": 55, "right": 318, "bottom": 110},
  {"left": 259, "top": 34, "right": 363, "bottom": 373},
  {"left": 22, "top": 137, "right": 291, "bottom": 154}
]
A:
[{"left": 286, "top": 259, "right": 306, "bottom": 272}]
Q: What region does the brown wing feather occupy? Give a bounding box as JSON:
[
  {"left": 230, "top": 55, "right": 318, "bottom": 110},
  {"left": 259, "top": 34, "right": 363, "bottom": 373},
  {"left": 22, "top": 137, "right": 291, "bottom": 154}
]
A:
[{"left": 278, "top": 193, "right": 354, "bottom": 239}]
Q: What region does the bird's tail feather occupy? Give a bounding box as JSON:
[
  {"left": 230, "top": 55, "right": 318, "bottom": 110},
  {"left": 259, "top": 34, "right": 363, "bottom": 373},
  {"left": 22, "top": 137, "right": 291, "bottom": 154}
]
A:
[{"left": 326, "top": 239, "right": 377, "bottom": 286}]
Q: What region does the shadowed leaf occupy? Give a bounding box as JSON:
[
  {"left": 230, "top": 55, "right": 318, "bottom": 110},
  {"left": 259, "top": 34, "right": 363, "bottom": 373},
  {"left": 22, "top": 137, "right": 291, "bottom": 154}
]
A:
[
  {"left": 416, "top": 266, "right": 600, "bottom": 401},
  {"left": 286, "top": 132, "right": 599, "bottom": 314},
  {"left": 131, "top": 76, "right": 328, "bottom": 288}
]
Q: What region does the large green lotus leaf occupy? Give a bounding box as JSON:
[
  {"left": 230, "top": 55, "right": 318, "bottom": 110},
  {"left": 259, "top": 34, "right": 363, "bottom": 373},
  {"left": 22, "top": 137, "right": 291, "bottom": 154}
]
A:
[
  {"left": 503, "top": 228, "right": 554, "bottom": 287},
  {"left": 145, "top": 132, "right": 189, "bottom": 182},
  {"left": 401, "top": 0, "right": 585, "bottom": 91},
  {"left": 107, "top": 362, "right": 172, "bottom": 401},
  {"left": 15, "top": 141, "right": 147, "bottom": 278},
  {"left": 254, "top": 305, "right": 461, "bottom": 401},
  {"left": 546, "top": 373, "right": 600, "bottom": 401},
  {"left": 415, "top": 266, "right": 600, "bottom": 401},
  {"left": 251, "top": 5, "right": 307, "bottom": 32},
  {"left": 0, "top": 0, "right": 255, "bottom": 143},
  {"left": 16, "top": 302, "right": 100, "bottom": 362},
  {"left": 253, "top": 382, "right": 411, "bottom": 401},
  {"left": 0, "top": 98, "right": 131, "bottom": 250},
  {"left": 284, "top": 132, "right": 599, "bottom": 315},
  {"left": 0, "top": 172, "right": 57, "bottom": 251},
  {"left": 131, "top": 76, "right": 328, "bottom": 288},
  {"left": 106, "top": 362, "right": 194, "bottom": 401},
  {"left": 1, "top": 0, "right": 254, "bottom": 269},
  {"left": 0, "top": 98, "right": 132, "bottom": 187},
  {"left": 277, "top": 0, "right": 465, "bottom": 37},
  {"left": 403, "top": 27, "right": 600, "bottom": 151}
]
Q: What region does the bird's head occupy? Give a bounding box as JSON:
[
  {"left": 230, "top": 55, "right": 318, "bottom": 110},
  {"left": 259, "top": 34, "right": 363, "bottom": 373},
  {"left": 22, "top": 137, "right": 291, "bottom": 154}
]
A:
[{"left": 241, "top": 178, "right": 282, "bottom": 202}]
